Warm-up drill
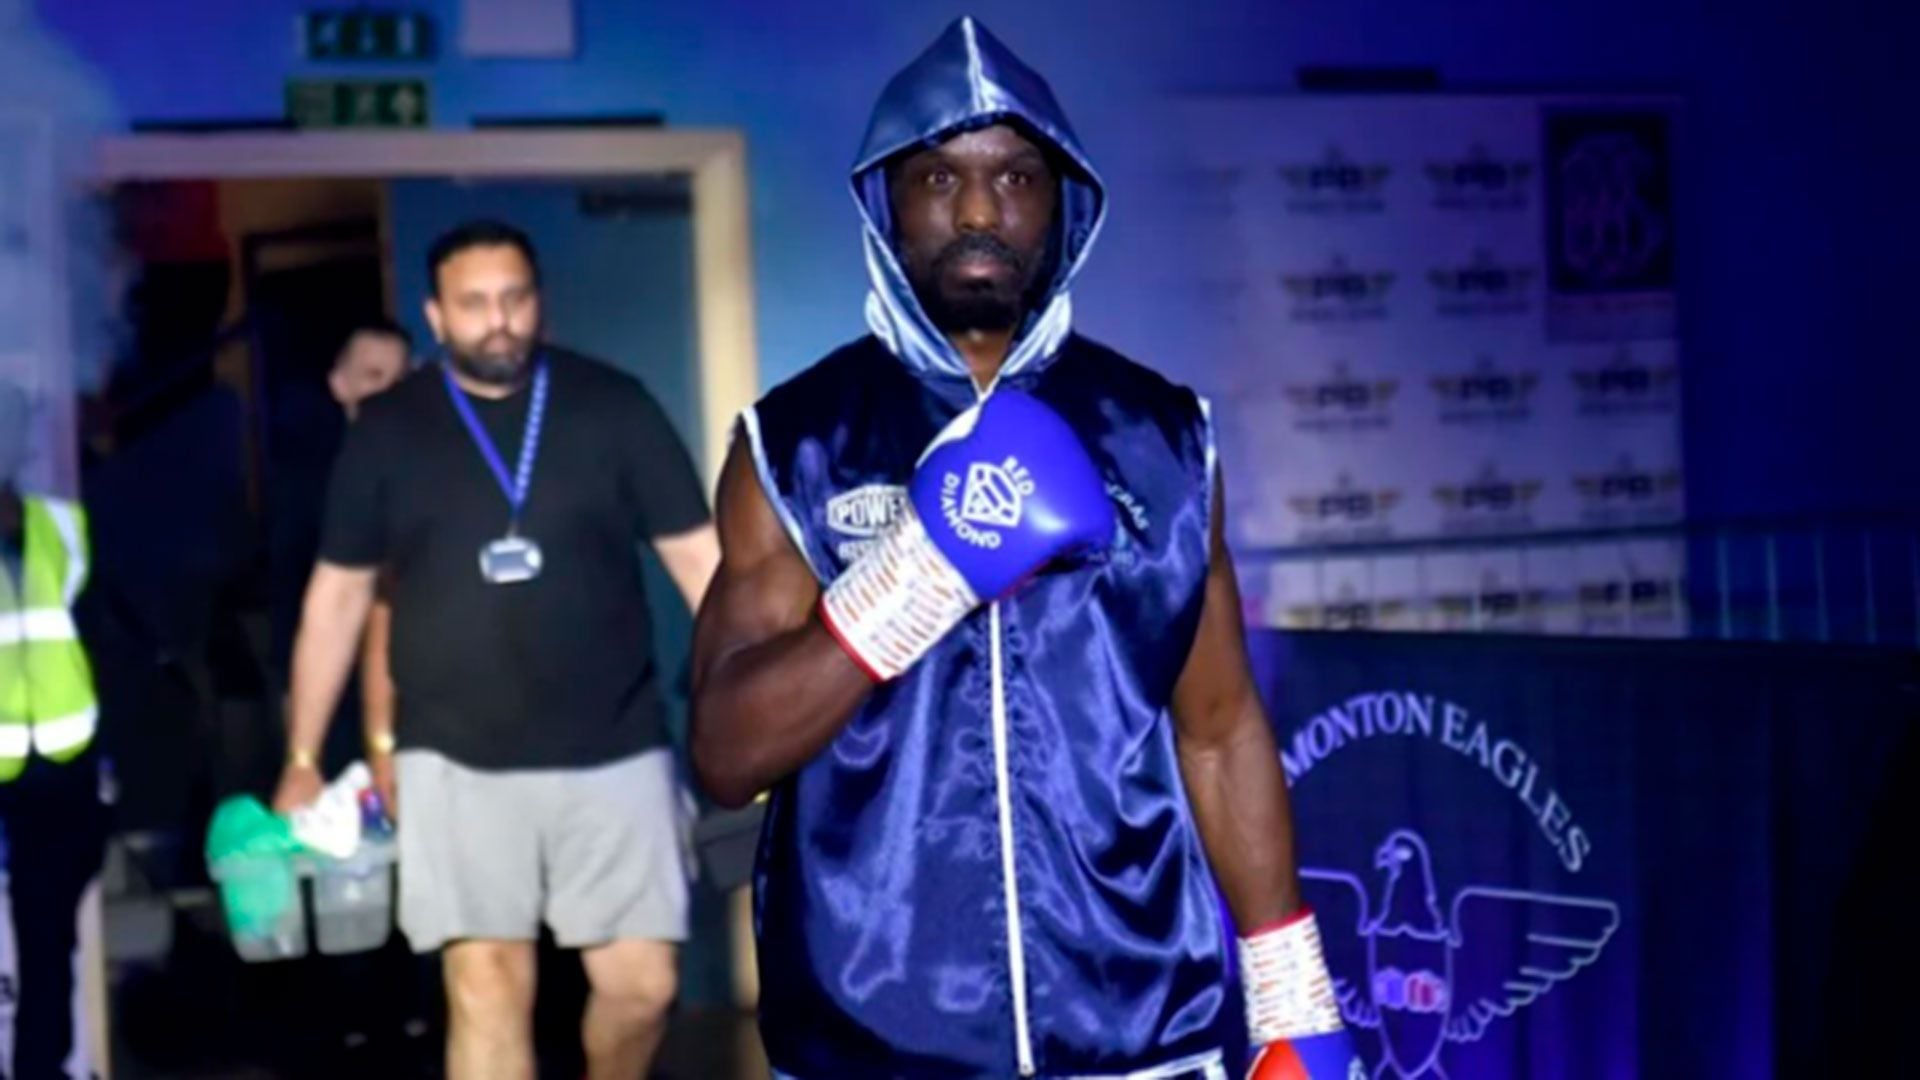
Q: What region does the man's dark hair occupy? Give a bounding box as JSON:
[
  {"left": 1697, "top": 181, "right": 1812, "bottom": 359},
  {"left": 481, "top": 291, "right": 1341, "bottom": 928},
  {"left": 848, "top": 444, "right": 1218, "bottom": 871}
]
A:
[
  {"left": 331, "top": 315, "right": 413, "bottom": 364},
  {"left": 426, "top": 219, "right": 541, "bottom": 296}
]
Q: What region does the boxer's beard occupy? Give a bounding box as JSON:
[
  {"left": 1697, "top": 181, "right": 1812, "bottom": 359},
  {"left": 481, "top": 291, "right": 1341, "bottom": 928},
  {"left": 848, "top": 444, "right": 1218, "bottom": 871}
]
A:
[{"left": 909, "top": 233, "right": 1050, "bottom": 334}]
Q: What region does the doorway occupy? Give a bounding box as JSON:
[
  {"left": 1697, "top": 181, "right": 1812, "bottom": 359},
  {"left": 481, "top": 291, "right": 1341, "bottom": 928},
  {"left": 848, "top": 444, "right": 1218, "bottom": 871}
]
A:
[{"left": 81, "top": 130, "right": 760, "bottom": 1079}]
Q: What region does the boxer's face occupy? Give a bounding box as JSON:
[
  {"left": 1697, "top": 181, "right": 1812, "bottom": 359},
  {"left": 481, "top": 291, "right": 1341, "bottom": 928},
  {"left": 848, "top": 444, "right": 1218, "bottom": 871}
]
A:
[
  {"left": 426, "top": 244, "right": 541, "bottom": 387},
  {"left": 328, "top": 330, "right": 409, "bottom": 419},
  {"left": 891, "top": 124, "right": 1058, "bottom": 334}
]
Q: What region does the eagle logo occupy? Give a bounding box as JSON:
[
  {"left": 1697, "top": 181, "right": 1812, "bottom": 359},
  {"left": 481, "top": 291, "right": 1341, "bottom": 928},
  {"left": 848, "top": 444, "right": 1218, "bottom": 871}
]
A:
[{"left": 1301, "top": 830, "right": 1619, "bottom": 1079}]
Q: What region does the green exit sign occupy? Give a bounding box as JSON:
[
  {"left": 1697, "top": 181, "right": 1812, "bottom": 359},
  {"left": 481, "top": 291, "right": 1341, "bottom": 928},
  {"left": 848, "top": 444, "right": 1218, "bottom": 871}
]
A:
[
  {"left": 286, "top": 78, "right": 430, "bottom": 129},
  {"left": 300, "top": 9, "right": 435, "bottom": 61}
]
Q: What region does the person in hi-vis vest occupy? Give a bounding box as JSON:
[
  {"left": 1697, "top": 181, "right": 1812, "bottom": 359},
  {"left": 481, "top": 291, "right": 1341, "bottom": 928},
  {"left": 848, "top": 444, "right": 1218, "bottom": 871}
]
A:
[{"left": 0, "top": 382, "right": 108, "bottom": 1079}]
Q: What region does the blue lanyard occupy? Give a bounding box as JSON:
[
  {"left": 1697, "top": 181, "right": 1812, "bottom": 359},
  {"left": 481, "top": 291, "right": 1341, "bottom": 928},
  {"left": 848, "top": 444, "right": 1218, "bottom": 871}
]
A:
[{"left": 441, "top": 360, "right": 549, "bottom": 531}]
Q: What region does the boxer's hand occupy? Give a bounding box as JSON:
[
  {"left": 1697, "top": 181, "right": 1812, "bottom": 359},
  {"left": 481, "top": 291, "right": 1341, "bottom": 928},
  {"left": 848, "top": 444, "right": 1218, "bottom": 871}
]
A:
[
  {"left": 1241, "top": 911, "right": 1364, "bottom": 1079},
  {"left": 820, "top": 390, "right": 1114, "bottom": 681}
]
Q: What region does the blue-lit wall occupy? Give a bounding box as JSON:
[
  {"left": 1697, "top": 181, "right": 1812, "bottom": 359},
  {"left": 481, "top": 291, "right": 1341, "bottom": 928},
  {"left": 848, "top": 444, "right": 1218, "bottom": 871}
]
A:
[{"left": 45, "top": 0, "right": 1918, "bottom": 521}]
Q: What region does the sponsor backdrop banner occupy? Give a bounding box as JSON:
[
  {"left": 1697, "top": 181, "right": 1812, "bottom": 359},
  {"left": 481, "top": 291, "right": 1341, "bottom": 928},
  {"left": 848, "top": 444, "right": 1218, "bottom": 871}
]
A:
[
  {"left": 1168, "top": 96, "right": 1683, "bottom": 636},
  {"left": 1246, "top": 630, "right": 1916, "bottom": 1077}
]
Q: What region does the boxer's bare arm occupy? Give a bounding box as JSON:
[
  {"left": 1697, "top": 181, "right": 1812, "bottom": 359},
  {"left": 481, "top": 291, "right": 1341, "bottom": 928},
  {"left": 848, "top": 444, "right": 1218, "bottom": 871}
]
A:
[
  {"left": 1172, "top": 467, "right": 1303, "bottom": 931},
  {"left": 690, "top": 436, "right": 876, "bottom": 808}
]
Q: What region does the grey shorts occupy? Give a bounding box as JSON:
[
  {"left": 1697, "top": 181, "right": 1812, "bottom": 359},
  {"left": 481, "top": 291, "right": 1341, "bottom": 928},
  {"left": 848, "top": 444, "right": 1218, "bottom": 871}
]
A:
[{"left": 395, "top": 748, "right": 690, "bottom": 953}]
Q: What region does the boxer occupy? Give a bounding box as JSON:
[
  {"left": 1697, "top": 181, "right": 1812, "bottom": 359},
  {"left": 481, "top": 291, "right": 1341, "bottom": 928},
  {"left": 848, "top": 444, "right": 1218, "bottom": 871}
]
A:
[{"left": 691, "top": 17, "right": 1359, "bottom": 1079}]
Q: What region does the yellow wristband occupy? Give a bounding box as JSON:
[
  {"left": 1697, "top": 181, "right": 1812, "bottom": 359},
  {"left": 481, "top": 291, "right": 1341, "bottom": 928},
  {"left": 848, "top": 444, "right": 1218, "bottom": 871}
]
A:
[
  {"left": 366, "top": 731, "right": 397, "bottom": 756},
  {"left": 288, "top": 748, "right": 318, "bottom": 770}
]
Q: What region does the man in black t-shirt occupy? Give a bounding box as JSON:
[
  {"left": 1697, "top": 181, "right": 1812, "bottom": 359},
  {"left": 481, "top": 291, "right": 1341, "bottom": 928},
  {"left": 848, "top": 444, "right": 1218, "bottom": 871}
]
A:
[{"left": 272, "top": 220, "right": 718, "bottom": 1080}]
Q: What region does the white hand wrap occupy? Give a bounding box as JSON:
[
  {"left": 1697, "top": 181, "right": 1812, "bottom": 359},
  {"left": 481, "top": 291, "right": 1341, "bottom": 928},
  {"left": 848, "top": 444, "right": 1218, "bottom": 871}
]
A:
[
  {"left": 819, "top": 506, "right": 979, "bottom": 681},
  {"left": 1240, "top": 911, "right": 1344, "bottom": 1044}
]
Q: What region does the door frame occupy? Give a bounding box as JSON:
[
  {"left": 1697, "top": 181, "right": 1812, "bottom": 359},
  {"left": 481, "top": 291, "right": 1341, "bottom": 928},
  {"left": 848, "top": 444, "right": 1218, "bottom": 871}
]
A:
[{"left": 93, "top": 129, "right": 759, "bottom": 482}]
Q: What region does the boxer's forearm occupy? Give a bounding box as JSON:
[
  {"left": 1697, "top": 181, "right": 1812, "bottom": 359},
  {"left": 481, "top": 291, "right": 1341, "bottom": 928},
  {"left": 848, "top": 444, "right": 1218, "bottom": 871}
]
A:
[
  {"left": 1171, "top": 473, "right": 1303, "bottom": 930},
  {"left": 1177, "top": 697, "right": 1302, "bottom": 931},
  {"left": 691, "top": 616, "right": 874, "bottom": 808},
  {"left": 693, "top": 438, "right": 873, "bottom": 807}
]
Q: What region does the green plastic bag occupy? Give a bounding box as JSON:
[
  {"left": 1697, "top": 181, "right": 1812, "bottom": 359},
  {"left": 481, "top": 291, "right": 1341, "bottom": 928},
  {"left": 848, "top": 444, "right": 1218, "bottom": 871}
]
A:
[{"left": 205, "top": 796, "right": 304, "bottom": 935}]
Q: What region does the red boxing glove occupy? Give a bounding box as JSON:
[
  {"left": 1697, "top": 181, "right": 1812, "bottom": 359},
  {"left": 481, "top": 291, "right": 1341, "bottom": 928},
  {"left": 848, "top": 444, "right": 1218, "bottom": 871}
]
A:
[
  {"left": 1241, "top": 910, "right": 1363, "bottom": 1079},
  {"left": 1246, "top": 1034, "right": 1360, "bottom": 1080}
]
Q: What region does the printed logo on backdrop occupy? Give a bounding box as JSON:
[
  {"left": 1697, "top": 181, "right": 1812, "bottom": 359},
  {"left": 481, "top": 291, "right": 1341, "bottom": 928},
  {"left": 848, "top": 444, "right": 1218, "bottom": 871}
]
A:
[
  {"left": 1428, "top": 250, "right": 1535, "bottom": 318},
  {"left": 1282, "top": 583, "right": 1412, "bottom": 632},
  {"left": 1433, "top": 464, "right": 1543, "bottom": 535},
  {"left": 1280, "top": 146, "right": 1391, "bottom": 215},
  {"left": 1572, "top": 456, "right": 1684, "bottom": 526},
  {"left": 825, "top": 484, "right": 908, "bottom": 563},
  {"left": 1571, "top": 346, "right": 1679, "bottom": 418},
  {"left": 1185, "top": 274, "right": 1253, "bottom": 332},
  {"left": 1282, "top": 256, "right": 1395, "bottom": 324},
  {"left": 1431, "top": 358, "right": 1540, "bottom": 426},
  {"left": 1285, "top": 363, "right": 1400, "bottom": 434},
  {"left": 1578, "top": 574, "right": 1682, "bottom": 632},
  {"left": 1282, "top": 692, "right": 1621, "bottom": 1078},
  {"left": 1426, "top": 144, "right": 1534, "bottom": 212},
  {"left": 1431, "top": 573, "right": 1550, "bottom": 632},
  {"left": 1180, "top": 164, "right": 1249, "bottom": 218},
  {"left": 1545, "top": 107, "right": 1677, "bottom": 341},
  {"left": 1286, "top": 474, "right": 1402, "bottom": 544}
]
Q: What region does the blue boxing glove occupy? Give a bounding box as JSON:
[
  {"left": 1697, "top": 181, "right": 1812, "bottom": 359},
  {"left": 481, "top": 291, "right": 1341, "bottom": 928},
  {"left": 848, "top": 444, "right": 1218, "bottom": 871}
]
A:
[{"left": 820, "top": 390, "right": 1114, "bottom": 681}]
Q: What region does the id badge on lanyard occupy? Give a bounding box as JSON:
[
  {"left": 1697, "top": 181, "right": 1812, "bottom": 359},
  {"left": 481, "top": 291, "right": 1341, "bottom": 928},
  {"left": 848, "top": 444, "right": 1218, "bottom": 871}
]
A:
[{"left": 444, "top": 361, "right": 550, "bottom": 585}]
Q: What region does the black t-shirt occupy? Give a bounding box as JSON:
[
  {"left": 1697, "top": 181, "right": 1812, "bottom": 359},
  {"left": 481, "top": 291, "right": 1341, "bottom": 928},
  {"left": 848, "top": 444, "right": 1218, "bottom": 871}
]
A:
[{"left": 319, "top": 348, "right": 709, "bottom": 770}]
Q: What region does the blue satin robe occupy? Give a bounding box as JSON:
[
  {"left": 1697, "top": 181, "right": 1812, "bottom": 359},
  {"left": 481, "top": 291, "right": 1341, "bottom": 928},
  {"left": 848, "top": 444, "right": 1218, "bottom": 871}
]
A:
[{"left": 745, "top": 334, "right": 1231, "bottom": 1078}]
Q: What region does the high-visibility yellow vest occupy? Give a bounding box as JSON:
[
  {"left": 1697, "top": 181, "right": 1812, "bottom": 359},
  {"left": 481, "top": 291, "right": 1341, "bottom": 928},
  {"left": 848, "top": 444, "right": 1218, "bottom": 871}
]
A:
[{"left": 0, "top": 495, "right": 97, "bottom": 782}]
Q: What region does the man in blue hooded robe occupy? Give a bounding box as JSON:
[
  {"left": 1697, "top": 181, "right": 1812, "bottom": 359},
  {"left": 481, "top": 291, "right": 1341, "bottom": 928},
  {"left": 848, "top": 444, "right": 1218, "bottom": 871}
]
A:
[{"left": 692, "top": 18, "right": 1360, "bottom": 1080}]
